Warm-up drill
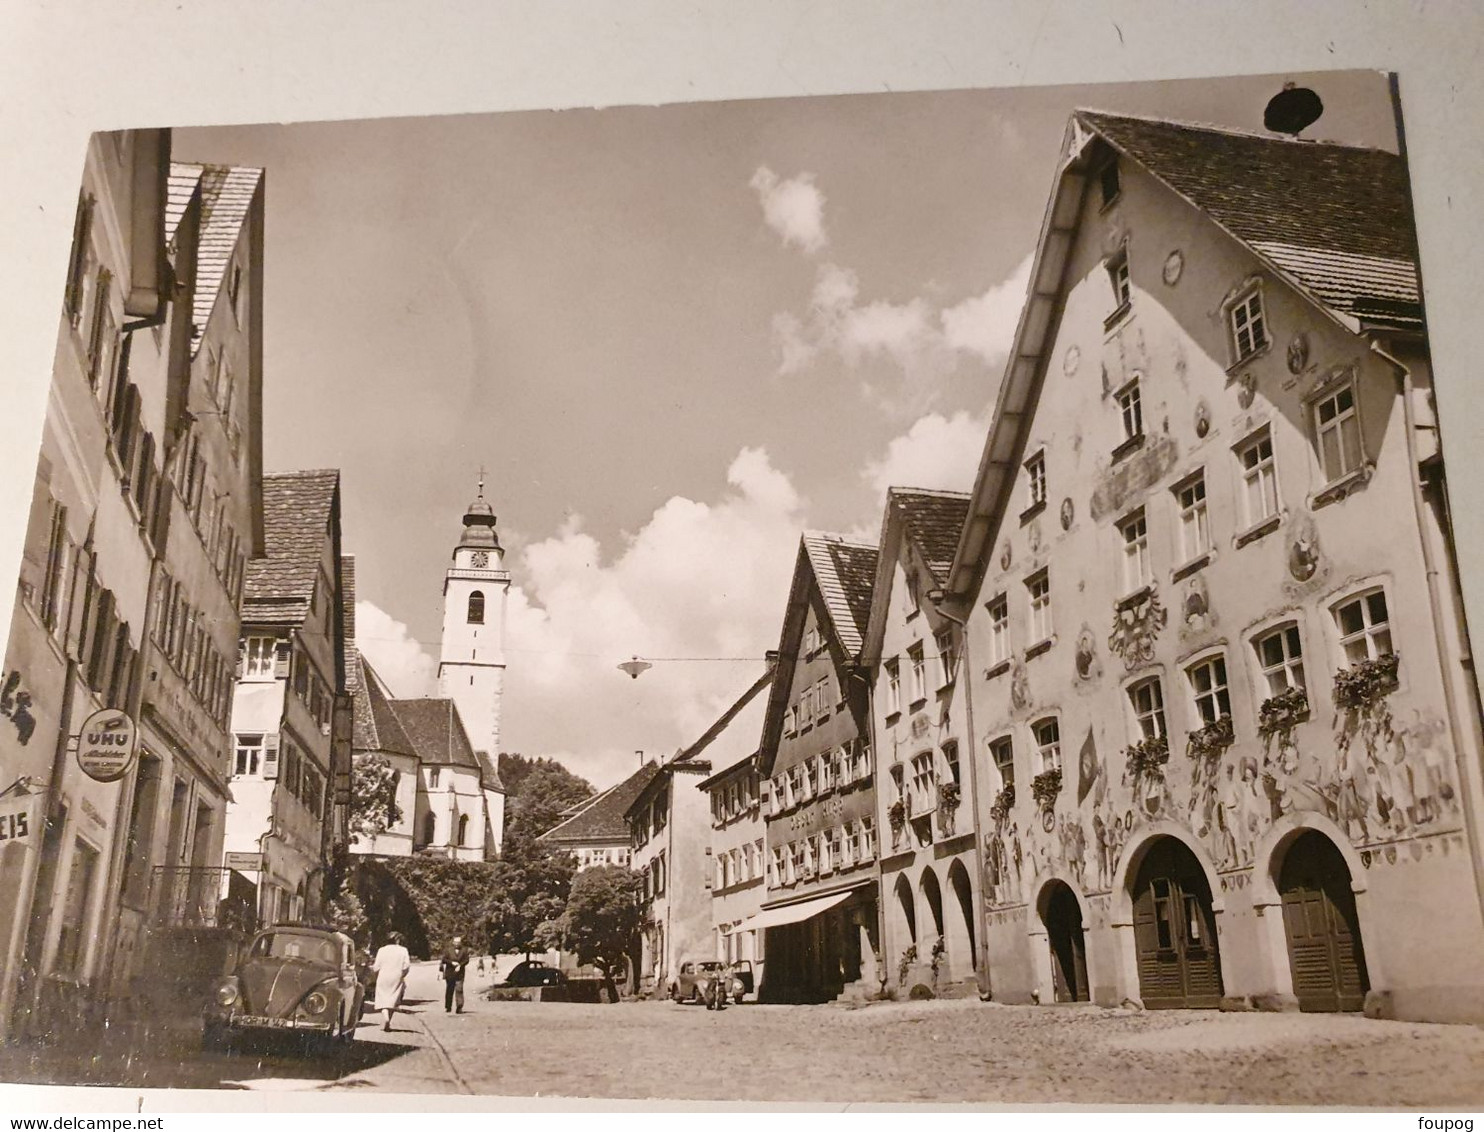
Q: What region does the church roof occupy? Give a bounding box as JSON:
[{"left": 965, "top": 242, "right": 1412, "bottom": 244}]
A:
[
  {"left": 456, "top": 481, "right": 501, "bottom": 552},
  {"left": 386, "top": 697, "right": 482, "bottom": 771},
  {"left": 243, "top": 469, "right": 340, "bottom": 626},
  {"left": 350, "top": 650, "right": 417, "bottom": 758},
  {"left": 475, "top": 750, "right": 506, "bottom": 793}
]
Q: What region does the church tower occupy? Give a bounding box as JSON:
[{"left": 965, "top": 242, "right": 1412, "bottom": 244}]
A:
[{"left": 437, "top": 477, "right": 510, "bottom": 759}]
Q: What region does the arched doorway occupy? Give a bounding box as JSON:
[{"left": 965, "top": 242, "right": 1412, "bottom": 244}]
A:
[
  {"left": 920, "top": 868, "right": 945, "bottom": 942},
  {"left": 893, "top": 874, "right": 916, "bottom": 945},
  {"left": 1278, "top": 830, "right": 1370, "bottom": 1012},
  {"left": 947, "top": 860, "right": 977, "bottom": 971},
  {"left": 1042, "top": 881, "right": 1089, "bottom": 1002},
  {"left": 1131, "top": 837, "right": 1223, "bottom": 1008}
]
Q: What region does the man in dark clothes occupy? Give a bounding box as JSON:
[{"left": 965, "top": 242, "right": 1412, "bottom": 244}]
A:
[{"left": 439, "top": 935, "right": 471, "bottom": 1013}]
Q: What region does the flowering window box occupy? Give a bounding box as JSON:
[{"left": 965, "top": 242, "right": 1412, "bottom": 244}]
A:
[{"left": 1333, "top": 653, "right": 1400, "bottom": 710}]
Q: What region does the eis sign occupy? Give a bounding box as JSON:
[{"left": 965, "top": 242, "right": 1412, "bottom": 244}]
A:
[{"left": 75, "top": 708, "right": 137, "bottom": 783}]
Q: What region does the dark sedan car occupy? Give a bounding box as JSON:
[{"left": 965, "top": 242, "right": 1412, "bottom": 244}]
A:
[
  {"left": 502, "top": 959, "right": 567, "bottom": 987},
  {"left": 203, "top": 925, "right": 364, "bottom": 1053}
]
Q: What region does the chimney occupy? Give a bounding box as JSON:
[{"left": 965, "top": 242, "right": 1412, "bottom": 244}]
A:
[
  {"left": 636, "top": 749, "right": 644, "bottom": 768},
  {"left": 765, "top": 649, "right": 780, "bottom": 670}
]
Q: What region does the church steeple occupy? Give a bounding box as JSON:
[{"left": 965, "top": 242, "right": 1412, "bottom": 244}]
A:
[{"left": 457, "top": 471, "right": 502, "bottom": 555}]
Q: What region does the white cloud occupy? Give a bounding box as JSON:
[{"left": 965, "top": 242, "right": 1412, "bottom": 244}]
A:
[
  {"left": 500, "top": 446, "right": 805, "bottom": 789},
  {"left": 940, "top": 252, "right": 1034, "bottom": 367},
  {"left": 861, "top": 409, "right": 990, "bottom": 500},
  {"left": 750, "top": 166, "right": 827, "bottom": 255},
  {"left": 355, "top": 600, "right": 437, "bottom": 698}
]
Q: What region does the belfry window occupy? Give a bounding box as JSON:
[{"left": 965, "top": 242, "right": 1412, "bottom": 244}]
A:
[{"left": 467, "top": 590, "right": 485, "bottom": 624}]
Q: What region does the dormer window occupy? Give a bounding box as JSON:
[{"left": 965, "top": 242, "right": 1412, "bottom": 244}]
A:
[{"left": 467, "top": 590, "right": 485, "bottom": 624}]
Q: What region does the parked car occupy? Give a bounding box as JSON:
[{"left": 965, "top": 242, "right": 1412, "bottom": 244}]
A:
[
  {"left": 669, "top": 959, "right": 748, "bottom": 1006},
  {"left": 502, "top": 959, "right": 567, "bottom": 987},
  {"left": 202, "top": 925, "right": 364, "bottom": 1053}
]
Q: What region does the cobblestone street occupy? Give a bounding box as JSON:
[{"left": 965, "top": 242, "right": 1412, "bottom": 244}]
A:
[{"left": 2, "top": 962, "right": 1483, "bottom": 1106}]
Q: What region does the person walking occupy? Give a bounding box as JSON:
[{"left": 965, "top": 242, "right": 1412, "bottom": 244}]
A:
[
  {"left": 440, "top": 935, "right": 472, "bottom": 1013},
  {"left": 372, "top": 931, "right": 412, "bottom": 1032}
]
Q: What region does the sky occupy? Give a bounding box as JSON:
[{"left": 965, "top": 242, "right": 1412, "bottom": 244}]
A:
[{"left": 176, "top": 69, "right": 1398, "bottom": 790}]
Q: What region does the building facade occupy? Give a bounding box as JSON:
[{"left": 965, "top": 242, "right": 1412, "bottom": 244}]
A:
[
  {"left": 698, "top": 751, "right": 766, "bottom": 988},
  {"left": 224, "top": 469, "right": 346, "bottom": 926},
  {"left": 940, "top": 110, "right": 1484, "bottom": 1021},
  {"left": 536, "top": 760, "right": 654, "bottom": 871},
  {"left": 863, "top": 492, "right": 982, "bottom": 998},
  {"left": 756, "top": 534, "right": 880, "bottom": 1003}
]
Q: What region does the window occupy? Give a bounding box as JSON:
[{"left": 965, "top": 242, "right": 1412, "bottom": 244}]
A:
[
  {"left": 1230, "top": 288, "right": 1269, "bottom": 361},
  {"left": 815, "top": 675, "right": 831, "bottom": 720},
  {"left": 942, "top": 740, "right": 961, "bottom": 786},
  {"left": 1098, "top": 157, "right": 1121, "bottom": 206},
  {"left": 1176, "top": 474, "right": 1211, "bottom": 562},
  {"left": 990, "top": 736, "right": 1015, "bottom": 789},
  {"left": 1255, "top": 623, "right": 1305, "bottom": 696},
  {"left": 1128, "top": 678, "right": 1167, "bottom": 740},
  {"left": 890, "top": 762, "right": 906, "bottom": 803},
  {"left": 1334, "top": 589, "right": 1393, "bottom": 664},
  {"left": 1118, "top": 509, "right": 1151, "bottom": 593},
  {"left": 242, "top": 635, "right": 276, "bottom": 679},
  {"left": 1237, "top": 429, "right": 1280, "bottom": 527},
  {"left": 804, "top": 625, "right": 821, "bottom": 654},
  {"left": 986, "top": 595, "right": 1010, "bottom": 667},
  {"left": 828, "top": 828, "right": 844, "bottom": 871},
  {"left": 234, "top": 734, "right": 263, "bottom": 777},
  {"left": 908, "top": 643, "right": 927, "bottom": 705},
  {"left": 1107, "top": 248, "right": 1131, "bottom": 313},
  {"left": 1033, "top": 718, "right": 1061, "bottom": 775},
  {"left": 935, "top": 629, "right": 956, "bottom": 687},
  {"left": 457, "top": 814, "right": 470, "bottom": 846},
  {"left": 862, "top": 817, "right": 876, "bottom": 859},
  {"left": 64, "top": 193, "right": 95, "bottom": 324},
  {"left": 467, "top": 590, "right": 485, "bottom": 624},
  {"left": 1187, "top": 655, "right": 1232, "bottom": 725},
  {"left": 1025, "top": 451, "right": 1047, "bottom": 511},
  {"left": 818, "top": 752, "right": 834, "bottom": 794},
  {"left": 429, "top": 767, "right": 441, "bottom": 789},
  {"left": 801, "top": 759, "right": 816, "bottom": 803},
  {"left": 1027, "top": 570, "right": 1052, "bottom": 644},
  {"left": 1315, "top": 382, "right": 1362, "bottom": 482},
  {"left": 885, "top": 659, "right": 901, "bottom": 715},
  {"left": 910, "top": 752, "right": 934, "bottom": 810},
  {"left": 1116, "top": 380, "right": 1143, "bottom": 443}
]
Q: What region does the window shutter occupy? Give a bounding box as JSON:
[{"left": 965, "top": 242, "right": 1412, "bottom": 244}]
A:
[
  {"left": 64, "top": 194, "right": 93, "bottom": 324},
  {"left": 273, "top": 640, "right": 291, "bottom": 679},
  {"left": 263, "top": 733, "right": 280, "bottom": 779}
]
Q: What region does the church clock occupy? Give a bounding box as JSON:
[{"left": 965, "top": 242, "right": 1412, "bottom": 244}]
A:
[{"left": 471, "top": 550, "right": 490, "bottom": 568}]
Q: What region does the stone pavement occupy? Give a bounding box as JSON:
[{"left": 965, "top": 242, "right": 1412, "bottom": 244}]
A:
[{"left": 2, "top": 959, "right": 1483, "bottom": 1106}]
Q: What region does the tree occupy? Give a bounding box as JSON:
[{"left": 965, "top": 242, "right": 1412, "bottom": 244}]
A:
[
  {"left": 349, "top": 753, "right": 402, "bottom": 842},
  {"left": 483, "top": 841, "right": 577, "bottom": 958},
  {"left": 547, "top": 865, "right": 644, "bottom": 1003},
  {"left": 499, "top": 755, "right": 594, "bottom": 840}
]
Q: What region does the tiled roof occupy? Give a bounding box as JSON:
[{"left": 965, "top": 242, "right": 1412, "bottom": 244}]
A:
[
  {"left": 475, "top": 750, "right": 505, "bottom": 793},
  {"left": 1078, "top": 110, "right": 1421, "bottom": 326},
  {"left": 350, "top": 650, "right": 417, "bottom": 758},
  {"left": 891, "top": 488, "right": 971, "bottom": 583},
  {"left": 243, "top": 469, "right": 339, "bottom": 625},
  {"left": 801, "top": 533, "right": 878, "bottom": 655},
  {"left": 387, "top": 698, "right": 481, "bottom": 771},
  {"left": 168, "top": 163, "right": 263, "bottom": 354},
  {"left": 539, "top": 761, "right": 661, "bottom": 846},
  {"left": 165, "top": 166, "right": 203, "bottom": 245},
  {"left": 341, "top": 556, "right": 357, "bottom": 644}
]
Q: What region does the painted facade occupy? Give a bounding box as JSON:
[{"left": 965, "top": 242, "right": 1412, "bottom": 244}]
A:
[
  {"left": 864, "top": 493, "right": 982, "bottom": 998},
  {"left": 223, "top": 470, "right": 346, "bottom": 927},
  {"left": 939, "top": 111, "right": 1484, "bottom": 1021},
  {"left": 756, "top": 534, "right": 880, "bottom": 1003}
]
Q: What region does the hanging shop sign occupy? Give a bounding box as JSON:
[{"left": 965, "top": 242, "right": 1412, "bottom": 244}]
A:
[
  {"left": 0, "top": 795, "right": 37, "bottom": 845},
  {"left": 75, "top": 707, "right": 137, "bottom": 783}
]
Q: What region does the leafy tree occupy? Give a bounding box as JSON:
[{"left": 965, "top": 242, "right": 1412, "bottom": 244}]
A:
[
  {"left": 482, "top": 841, "right": 577, "bottom": 957},
  {"left": 325, "top": 889, "right": 368, "bottom": 948},
  {"left": 349, "top": 753, "right": 402, "bottom": 842},
  {"left": 545, "top": 865, "right": 643, "bottom": 1003},
  {"left": 499, "top": 755, "right": 594, "bottom": 840}
]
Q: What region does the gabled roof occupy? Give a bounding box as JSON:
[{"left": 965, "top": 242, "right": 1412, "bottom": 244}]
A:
[
  {"left": 169, "top": 162, "right": 264, "bottom": 355},
  {"left": 386, "top": 698, "right": 481, "bottom": 771},
  {"left": 1077, "top": 110, "right": 1420, "bottom": 329},
  {"left": 475, "top": 750, "right": 505, "bottom": 793},
  {"left": 350, "top": 650, "right": 417, "bottom": 758},
  {"left": 341, "top": 555, "right": 357, "bottom": 645},
  {"left": 757, "top": 533, "right": 876, "bottom": 776},
  {"left": 861, "top": 488, "right": 971, "bottom": 664},
  {"left": 801, "top": 532, "right": 878, "bottom": 656},
  {"left": 243, "top": 469, "right": 340, "bottom": 625},
  {"left": 539, "top": 761, "right": 662, "bottom": 846},
  {"left": 942, "top": 109, "right": 1421, "bottom": 610}
]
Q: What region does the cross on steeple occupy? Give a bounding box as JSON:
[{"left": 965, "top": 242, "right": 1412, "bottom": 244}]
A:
[{"left": 477, "top": 466, "right": 486, "bottom": 498}]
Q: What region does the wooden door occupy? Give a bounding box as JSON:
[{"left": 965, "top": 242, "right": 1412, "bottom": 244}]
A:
[
  {"left": 1279, "top": 831, "right": 1369, "bottom": 1012},
  {"left": 1045, "top": 883, "right": 1089, "bottom": 1002},
  {"left": 1131, "top": 838, "right": 1223, "bottom": 1008}
]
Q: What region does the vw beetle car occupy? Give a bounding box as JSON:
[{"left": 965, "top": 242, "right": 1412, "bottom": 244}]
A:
[
  {"left": 669, "top": 958, "right": 748, "bottom": 1006},
  {"left": 501, "top": 959, "right": 567, "bottom": 987},
  {"left": 203, "top": 925, "right": 364, "bottom": 1052}
]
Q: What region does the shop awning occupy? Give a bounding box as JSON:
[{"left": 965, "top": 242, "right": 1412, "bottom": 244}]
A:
[{"left": 736, "top": 888, "right": 854, "bottom": 933}]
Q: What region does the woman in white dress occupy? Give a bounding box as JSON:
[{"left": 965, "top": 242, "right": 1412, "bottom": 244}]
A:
[{"left": 372, "top": 931, "right": 412, "bottom": 1032}]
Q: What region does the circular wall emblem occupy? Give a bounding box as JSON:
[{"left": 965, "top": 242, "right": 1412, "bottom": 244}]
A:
[
  {"left": 1194, "top": 400, "right": 1211, "bottom": 438},
  {"left": 1162, "top": 250, "right": 1184, "bottom": 286},
  {"left": 1059, "top": 497, "right": 1074, "bottom": 531},
  {"left": 76, "top": 707, "right": 137, "bottom": 783},
  {"left": 1236, "top": 373, "right": 1256, "bottom": 409},
  {"left": 1062, "top": 345, "right": 1081, "bottom": 377},
  {"left": 999, "top": 541, "right": 1012, "bottom": 572},
  {"left": 1287, "top": 332, "right": 1310, "bottom": 374}
]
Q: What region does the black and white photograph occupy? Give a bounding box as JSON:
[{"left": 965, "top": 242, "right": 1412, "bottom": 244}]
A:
[{"left": 1, "top": 2, "right": 1484, "bottom": 1113}]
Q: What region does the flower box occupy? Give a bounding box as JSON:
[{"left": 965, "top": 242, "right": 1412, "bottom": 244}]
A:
[
  {"left": 989, "top": 784, "right": 1015, "bottom": 825},
  {"left": 888, "top": 799, "right": 906, "bottom": 829},
  {"left": 1125, "top": 734, "right": 1170, "bottom": 781},
  {"left": 1186, "top": 715, "right": 1234, "bottom": 760},
  {"left": 938, "top": 781, "right": 961, "bottom": 809},
  {"left": 1031, "top": 769, "right": 1062, "bottom": 811},
  {"left": 1334, "top": 653, "right": 1400, "bottom": 710},
  {"left": 1257, "top": 686, "right": 1310, "bottom": 735}
]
